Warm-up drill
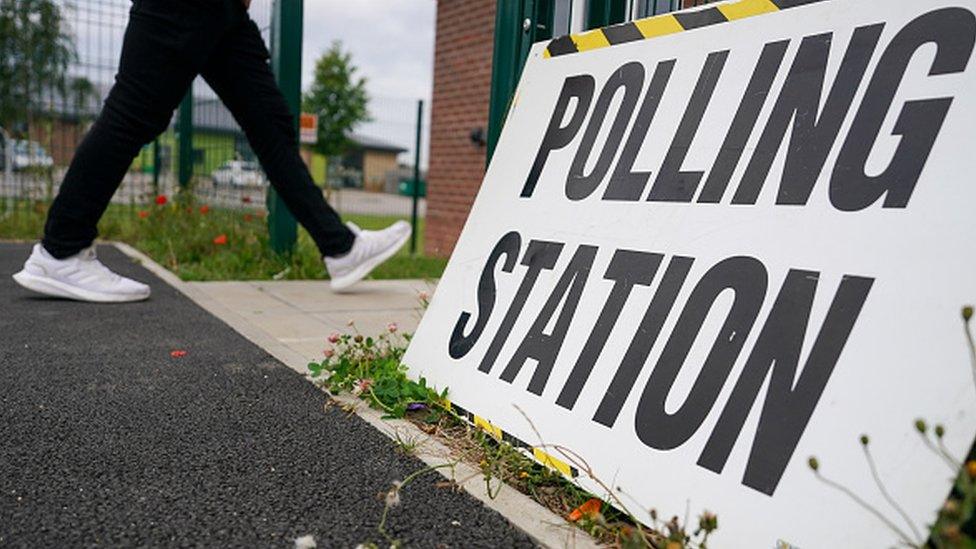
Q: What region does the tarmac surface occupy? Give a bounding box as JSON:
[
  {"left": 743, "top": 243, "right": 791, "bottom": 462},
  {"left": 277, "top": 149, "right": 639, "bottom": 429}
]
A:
[{"left": 0, "top": 242, "right": 535, "bottom": 548}]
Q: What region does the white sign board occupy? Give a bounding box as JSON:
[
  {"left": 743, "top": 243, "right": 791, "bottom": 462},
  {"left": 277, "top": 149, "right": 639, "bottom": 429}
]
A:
[{"left": 404, "top": 0, "right": 976, "bottom": 545}]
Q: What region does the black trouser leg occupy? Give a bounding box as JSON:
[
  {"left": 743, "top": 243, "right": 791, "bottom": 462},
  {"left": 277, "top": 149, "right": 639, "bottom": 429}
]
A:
[
  {"left": 42, "top": 1, "right": 216, "bottom": 258},
  {"left": 201, "top": 11, "right": 354, "bottom": 257}
]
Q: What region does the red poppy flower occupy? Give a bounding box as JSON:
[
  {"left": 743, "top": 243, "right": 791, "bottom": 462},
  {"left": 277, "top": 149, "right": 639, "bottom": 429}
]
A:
[
  {"left": 137, "top": 210, "right": 150, "bottom": 219},
  {"left": 213, "top": 234, "right": 228, "bottom": 245},
  {"left": 155, "top": 195, "right": 167, "bottom": 205},
  {"left": 170, "top": 350, "right": 187, "bottom": 358},
  {"left": 199, "top": 205, "right": 210, "bottom": 214},
  {"left": 243, "top": 213, "right": 253, "bottom": 222}
]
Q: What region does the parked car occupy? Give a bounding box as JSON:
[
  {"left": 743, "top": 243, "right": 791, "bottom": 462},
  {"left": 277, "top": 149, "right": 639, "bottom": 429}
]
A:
[
  {"left": 9, "top": 140, "right": 54, "bottom": 172},
  {"left": 211, "top": 160, "right": 267, "bottom": 187}
]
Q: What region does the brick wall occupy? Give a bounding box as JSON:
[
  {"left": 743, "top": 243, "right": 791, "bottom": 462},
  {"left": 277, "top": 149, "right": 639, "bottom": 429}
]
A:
[{"left": 425, "top": 0, "right": 496, "bottom": 257}]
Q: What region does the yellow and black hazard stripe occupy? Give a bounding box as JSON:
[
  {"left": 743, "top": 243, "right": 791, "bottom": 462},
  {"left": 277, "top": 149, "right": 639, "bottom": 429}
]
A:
[
  {"left": 448, "top": 402, "right": 579, "bottom": 479},
  {"left": 545, "top": 0, "right": 830, "bottom": 58}
]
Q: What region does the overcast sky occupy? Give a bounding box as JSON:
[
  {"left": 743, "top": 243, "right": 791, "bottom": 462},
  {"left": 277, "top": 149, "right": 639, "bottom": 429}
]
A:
[
  {"left": 302, "top": 1, "right": 436, "bottom": 101},
  {"left": 63, "top": 0, "right": 437, "bottom": 166},
  {"left": 301, "top": 1, "right": 436, "bottom": 167}
]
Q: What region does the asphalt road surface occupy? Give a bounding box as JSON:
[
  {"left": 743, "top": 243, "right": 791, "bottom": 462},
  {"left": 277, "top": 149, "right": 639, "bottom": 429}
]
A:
[{"left": 0, "top": 242, "right": 534, "bottom": 548}]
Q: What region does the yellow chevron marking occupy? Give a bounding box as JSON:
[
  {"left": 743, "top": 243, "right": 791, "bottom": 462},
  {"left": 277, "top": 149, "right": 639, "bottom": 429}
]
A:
[
  {"left": 572, "top": 28, "right": 611, "bottom": 52},
  {"left": 718, "top": 0, "right": 779, "bottom": 21},
  {"left": 633, "top": 14, "right": 683, "bottom": 38},
  {"left": 533, "top": 448, "right": 573, "bottom": 477},
  {"left": 473, "top": 415, "right": 502, "bottom": 439}
]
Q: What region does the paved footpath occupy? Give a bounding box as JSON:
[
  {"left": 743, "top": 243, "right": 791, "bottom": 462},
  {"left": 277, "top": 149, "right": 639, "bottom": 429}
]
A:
[{"left": 0, "top": 242, "right": 535, "bottom": 548}]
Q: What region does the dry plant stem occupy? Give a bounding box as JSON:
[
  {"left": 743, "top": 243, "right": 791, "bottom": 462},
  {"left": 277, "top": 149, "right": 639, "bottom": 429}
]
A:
[
  {"left": 376, "top": 462, "right": 457, "bottom": 544},
  {"left": 935, "top": 438, "right": 962, "bottom": 469},
  {"left": 920, "top": 435, "right": 961, "bottom": 473},
  {"left": 512, "top": 405, "right": 655, "bottom": 548},
  {"left": 862, "top": 445, "right": 923, "bottom": 542},
  {"left": 814, "top": 471, "right": 918, "bottom": 547},
  {"left": 965, "top": 320, "right": 976, "bottom": 392}
]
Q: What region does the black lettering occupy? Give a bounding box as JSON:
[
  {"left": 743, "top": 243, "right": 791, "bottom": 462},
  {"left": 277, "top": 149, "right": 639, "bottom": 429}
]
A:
[
  {"left": 831, "top": 8, "right": 976, "bottom": 211},
  {"left": 566, "top": 62, "right": 645, "bottom": 201},
  {"left": 699, "top": 272, "right": 873, "bottom": 495},
  {"left": 733, "top": 25, "right": 883, "bottom": 205},
  {"left": 556, "top": 250, "right": 663, "bottom": 409},
  {"left": 698, "top": 40, "right": 789, "bottom": 203},
  {"left": 603, "top": 60, "right": 676, "bottom": 201},
  {"left": 593, "top": 256, "right": 694, "bottom": 427},
  {"left": 478, "top": 240, "right": 563, "bottom": 374},
  {"left": 501, "top": 245, "right": 598, "bottom": 395},
  {"left": 449, "top": 231, "right": 522, "bottom": 359},
  {"left": 633, "top": 256, "right": 767, "bottom": 450},
  {"left": 647, "top": 50, "right": 730, "bottom": 202},
  {"left": 522, "top": 75, "right": 596, "bottom": 198}
]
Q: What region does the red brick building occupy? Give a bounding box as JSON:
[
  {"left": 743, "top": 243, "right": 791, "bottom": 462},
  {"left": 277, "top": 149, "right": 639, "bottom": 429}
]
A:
[
  {"left": 425, "top": 0, "right": 709, "bottom": 257},
  {"left": 425, "top": 0, "right": 496, "bottom": 257}
]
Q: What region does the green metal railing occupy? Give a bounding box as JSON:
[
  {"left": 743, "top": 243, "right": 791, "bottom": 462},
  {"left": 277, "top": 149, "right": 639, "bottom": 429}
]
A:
[
  {"left": 267, "top": 0, "right": 302, "bottom": 254},
  {"left": 1, "top": 0, "right": 430, "bottom": 259}
]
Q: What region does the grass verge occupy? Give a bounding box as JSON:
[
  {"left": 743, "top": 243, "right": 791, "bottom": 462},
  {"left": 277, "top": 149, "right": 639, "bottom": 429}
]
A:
[{"left": 0, "top": 197, "right": 447, "bottom": 281}]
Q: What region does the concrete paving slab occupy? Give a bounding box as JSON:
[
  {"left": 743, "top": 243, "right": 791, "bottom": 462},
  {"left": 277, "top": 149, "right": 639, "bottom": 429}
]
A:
[{"left": 252, "top": 279, "right": 434, "bottom": 314}]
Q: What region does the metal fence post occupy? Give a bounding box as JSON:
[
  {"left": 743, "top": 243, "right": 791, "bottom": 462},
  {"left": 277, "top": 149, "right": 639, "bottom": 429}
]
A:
[
  {"left": 487, "top": 0, "right": 556, "bottom": 163},
  {"left": 268, "top": 0, "right": 302, "bottom": 254},
  {"left": 1, "top": 126, "right": 11, "bottom": 214},
  {"left": 177, "top": 91, "right": 193, "bottom": 189},
  {"left": 410, "top": 99, "right": 423, "bottom": 255},
  {"left": 152, "top": 137, "right": 161, "bottom": 197}
]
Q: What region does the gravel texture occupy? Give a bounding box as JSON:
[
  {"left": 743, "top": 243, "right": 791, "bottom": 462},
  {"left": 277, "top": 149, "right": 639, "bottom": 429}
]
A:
[{"left": 0, "top": 242, "right": 536, "bottom": 548}]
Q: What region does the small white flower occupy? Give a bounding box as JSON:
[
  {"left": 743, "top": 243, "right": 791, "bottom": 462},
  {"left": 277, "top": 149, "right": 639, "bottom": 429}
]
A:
[{"left": 385, "top": 480, "right": 402, "bottom": 508}]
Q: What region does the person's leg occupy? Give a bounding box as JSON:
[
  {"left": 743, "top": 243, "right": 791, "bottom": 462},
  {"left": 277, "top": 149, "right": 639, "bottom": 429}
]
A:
[
  {"left": 15, "top": 0, "right": 229, "bottom": 302},
  {"left": 41, "top": 0, "right": 219, "bottom": 258},
  {"left": 199, "top": 11, "right": 355, "bottom": 257}
]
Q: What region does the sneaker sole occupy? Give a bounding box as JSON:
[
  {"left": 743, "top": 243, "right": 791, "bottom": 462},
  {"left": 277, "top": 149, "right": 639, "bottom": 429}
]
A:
[
  {"left": 12, "top": 270, "right": 150, "bottom": 303},
  {"left": 329, "top": 228, "right": 411, "bottom": 292}
]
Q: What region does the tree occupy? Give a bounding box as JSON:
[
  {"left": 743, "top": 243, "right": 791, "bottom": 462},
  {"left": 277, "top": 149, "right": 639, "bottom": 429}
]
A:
[
  {"left": 0, "top": 0, "right": 75, "bottom": 134},
  {"left": 302, "top": 41, "right": 369, "bottom": 158}
]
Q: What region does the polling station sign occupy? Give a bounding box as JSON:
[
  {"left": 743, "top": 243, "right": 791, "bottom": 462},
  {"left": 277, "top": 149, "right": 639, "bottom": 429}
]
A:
[{"left": 403, "top": 0, "right": 976, "bottom": 545}]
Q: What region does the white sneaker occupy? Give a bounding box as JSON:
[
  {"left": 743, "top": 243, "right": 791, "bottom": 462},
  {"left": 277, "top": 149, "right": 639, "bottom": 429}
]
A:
[
  {"left": 325, "top": 221, "right": 411, "bottom": 292},
  {"left": 12, "top": 244, "right": 151, "bottom": 303}
]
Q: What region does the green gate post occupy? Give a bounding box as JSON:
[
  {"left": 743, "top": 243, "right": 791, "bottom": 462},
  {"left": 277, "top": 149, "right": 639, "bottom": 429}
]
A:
[
  {"left": 410, "top": 99, "right": 423, "bottom": 254},
  {"left": 487, "top": 0, "right": 555, "bottom": 162},
  {"left": 177, "top": 91, "right": 193, "bottom": 189},
  {"left": 268, "top": 0, "right": 302, "bottom": 254},
  {"left": 586, "top": 0, "right": 628, "bottom": 28}
]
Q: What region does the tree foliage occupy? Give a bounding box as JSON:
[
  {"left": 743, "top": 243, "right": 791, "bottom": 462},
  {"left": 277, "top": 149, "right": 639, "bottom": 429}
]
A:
[
  {"left": 301, "top": 40, "right": 369, "bottom": 158},
  {"left": 0, "top": 0, "right": 76, "bottom": 133}
]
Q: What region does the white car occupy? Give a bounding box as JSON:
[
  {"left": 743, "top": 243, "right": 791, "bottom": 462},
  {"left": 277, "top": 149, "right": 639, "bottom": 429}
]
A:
[
  {"left": 212, "top": 160, "right": 267, "bottom": 187},
  {"left": 9, "top": 140, "right": 54, "bottom": 172}
]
